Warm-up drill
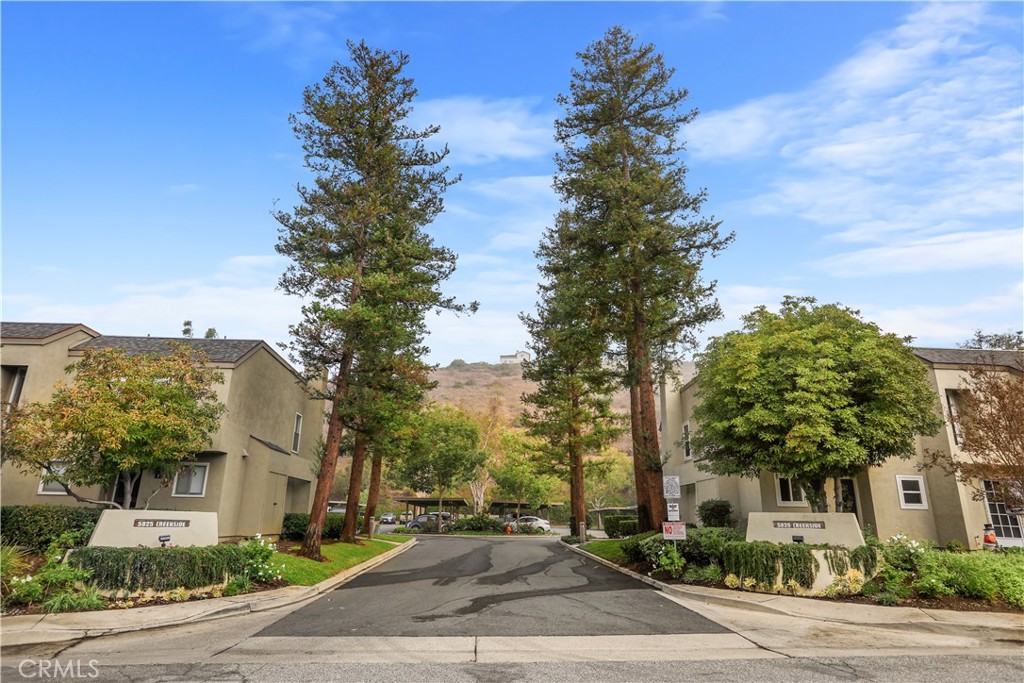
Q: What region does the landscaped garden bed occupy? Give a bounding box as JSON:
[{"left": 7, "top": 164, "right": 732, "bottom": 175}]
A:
[
  {"left": 1, "top": 505, "right": 412, "bottom": 615},
  {"left": 578, "top": 527, "right": 1024, "bottom": 614}
]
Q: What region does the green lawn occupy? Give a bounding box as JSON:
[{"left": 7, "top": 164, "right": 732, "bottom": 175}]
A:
[
  {"left": 374, "top": 533, "right": 413, "bottom": 543},
  {"left": 274, "top": 539, "right": 404, "bottom": 586},
  {"left": 582, "top": 539, "right": 626, "bottom": 564}
]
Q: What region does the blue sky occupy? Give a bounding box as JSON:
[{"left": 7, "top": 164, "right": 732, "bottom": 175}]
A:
[{"left": 3, "top": 1, "right": 1022, "bottom": 366}]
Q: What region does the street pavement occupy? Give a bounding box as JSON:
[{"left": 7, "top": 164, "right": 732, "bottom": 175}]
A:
[{"left": 1, "top": 535, "right": 1022, "bottom": 682}]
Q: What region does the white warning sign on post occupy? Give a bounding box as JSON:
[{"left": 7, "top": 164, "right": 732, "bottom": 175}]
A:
[
  {"left": 662, "top": 522, "right": 687, "bottom": 540},
  {"left": 667, "top": 503, "right": 680, "bottom": 522},
  {"left": 662, "top": 476, "right": 681, "bottom": 499}
]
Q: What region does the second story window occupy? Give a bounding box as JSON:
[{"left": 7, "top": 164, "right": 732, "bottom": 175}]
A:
[
  {"left": 945, "top": 389, "right": 962, "bottom": 446},
  {"left": 2, "top": 365, "right": 27, "bottom": 413},
  {"left": 682, "top": 422, "right": 692, "bottom": 460},
  {"left": 292, "top": 413, "right": 303, "bottom": 453}
]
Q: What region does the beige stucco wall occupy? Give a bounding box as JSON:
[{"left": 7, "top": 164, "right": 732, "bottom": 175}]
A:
[
  {"left": 1, "top": 333, "right": 324, "bottom": 540},
  {"left": 1, "top": 328, "right": 107, "bottom": 508},
  {"left": 657, "top": 358, "right": 1011, "bottom": 549}
]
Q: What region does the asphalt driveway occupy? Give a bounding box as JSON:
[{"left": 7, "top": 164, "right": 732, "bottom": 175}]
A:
[{"left": 258, "top": 536, "right": 730, "bottom": 638}]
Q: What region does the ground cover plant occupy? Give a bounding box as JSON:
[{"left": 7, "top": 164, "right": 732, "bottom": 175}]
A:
[{"left": 581, "top": 529, "right": 1023, "bottom": 611}]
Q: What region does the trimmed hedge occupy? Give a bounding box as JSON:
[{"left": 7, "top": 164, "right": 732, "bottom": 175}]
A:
[
  {"left": 604, "top": 515, "right": 639, "bottom": 539},
  {"left": 622, "top": 530, "right": 661, "bottom": 563},
  {"left": 696, "top": 499, "right": 733, "bottom": 528},
  {"left": 68, "top": 545, "right": 246, "bottom": 591},
  {"left": 281, "top": 512, "right": 346, "bottom": 541},
  {"left": 1, "top": 505, "right": 103, "bottom": 552}
]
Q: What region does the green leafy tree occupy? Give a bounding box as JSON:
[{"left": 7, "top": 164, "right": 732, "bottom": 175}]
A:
[
  {"left": 2, "top": 346, "right": 225, "bottom": 509},
  {"left": 549, "top": 26, "right": 732, "bottom": 531},
  {"left": 959, "top": 330, "right": 1024, "bottom": 351},
  {"left": 522, "top": 275, "right": 623, "bottom": 534},
  {"left": 584, "top": 449, "right": 635, "bottom": 515},
  {"left": 394, "top": 405, "right": 486, "bottom": 529},
  {"left": 489, "top": 431, "right": 556, "bottom": 521},
  {"left": 274, "top": 41, "right": 471, "bottom": 558},
  {"left": 691, "top": 297, "right": 943, "bottom": 512}
]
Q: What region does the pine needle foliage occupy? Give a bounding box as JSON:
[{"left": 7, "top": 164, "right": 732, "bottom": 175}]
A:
[
  {"left": 274, "top": 41, "right": 473, "bottom": 557},
  {"left": 547, "top": 27, "right": 733, "bottom": 530}
]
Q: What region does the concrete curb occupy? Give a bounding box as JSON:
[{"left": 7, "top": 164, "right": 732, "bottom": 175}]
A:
[
  {"left": 0, "top": 538, "right": 418, "bottom": 651},
  {"left": 561, "top": 540, "right": 1024, "bottom": 641}
]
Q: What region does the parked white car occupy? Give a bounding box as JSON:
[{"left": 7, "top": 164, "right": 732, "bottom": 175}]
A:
[{"left": 514, "top": 516, "right": 551, "bottom": 532}]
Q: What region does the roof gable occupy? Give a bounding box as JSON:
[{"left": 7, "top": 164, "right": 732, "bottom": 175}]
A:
[
  {"left": 71, "top": 336, "right": 264, "bottom": 364},
  {"left": 913, "top": 347, "right": 1023, "bottom": 371},
  {"left": 1, "top": 322, "right": 98, "bottom": 341}
]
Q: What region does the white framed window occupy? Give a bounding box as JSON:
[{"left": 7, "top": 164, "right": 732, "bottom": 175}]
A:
[
  {"left": 172, "top": 463, "right": 209, "bottom": 497},
  {"left": 682, "top": 422, "right": 692, "bottom": 460},
  {"left": 38, "top": 463, "right": 69, "bottom": 495},
  {"left": 945, "top": 390, "right": 962, "bottom": 446},
  {"left": 896, "top": 475, "right": 928, "bottom": 510},
  {"left": 776, "top": 476, "right": 808, "bottom": 507},
  {"left": 984, "top": 480, "right": 1023, "bottom": 543},
  {"left": 292, "top": 413, "right": 303, "bottom": 453}
]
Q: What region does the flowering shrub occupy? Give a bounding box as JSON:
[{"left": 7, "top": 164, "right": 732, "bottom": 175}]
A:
[
  {"left": 883, "top": 532, "right": 929, "bottom": 571},
  {"left": 724, "top": 573, "right": 741, "bottom": 589},
  {"left": 240, "top": 535, "right": 283, "bottom": 584}
]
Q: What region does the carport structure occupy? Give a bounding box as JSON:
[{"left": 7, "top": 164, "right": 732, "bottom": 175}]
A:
[{"left": 393, "top": 497, "right": 471, "bottom": 518}]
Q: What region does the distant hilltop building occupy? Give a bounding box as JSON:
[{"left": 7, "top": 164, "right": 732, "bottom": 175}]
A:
[{"left": 499, "top": 351, "right": 530, "bottom": 364}]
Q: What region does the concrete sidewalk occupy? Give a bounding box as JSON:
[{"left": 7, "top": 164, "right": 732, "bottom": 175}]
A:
[
  {"left": 4, "top": 535, "right": 1021, "bottom": 653},
  {"left": 563, "top": 540, "right": 1024, "bottom": 642},
  {"left": 0, "top": 538, "right": 417, "bottom": 651}
]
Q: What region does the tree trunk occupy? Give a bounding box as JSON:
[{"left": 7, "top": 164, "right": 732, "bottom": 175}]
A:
[
  {"left": 342, "top": 434, "right": 368, "bottom": 543},
  {"left": 120, "top": 471, "right": 139, "bottom": 510},
  {"left": 469, "top": 478, "right": 487, "bottom": 514},
  {"left": 362, "top": 450, "right": 383, "bottom": 534},
  {"left": 301, "top": 354, "right": 352, "bottom": 559},
  {"left": 437, "top": 489, "right": 445, "bottom": 533},
  {"left": 628, "top": 382, "right": 652, "bottom": 531},
  {"left": 802, "top": 478, "right": 828, "bottom": 513},
  {"left": 568, "top": 439, "right": 586, "bottom": 539},
  {"left": 626, "top": 288, "right": 666, "bottom": 532},
  {"left": 636, "top": 352, "right": 666, "bottom": 530}
]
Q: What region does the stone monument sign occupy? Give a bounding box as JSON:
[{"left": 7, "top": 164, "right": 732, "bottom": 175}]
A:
[
  {"left": 745, "top": 512, "right": 865, "bottom": 548},
  {"left": 88, "top": 510, "right": 219, "bottom": 548}
]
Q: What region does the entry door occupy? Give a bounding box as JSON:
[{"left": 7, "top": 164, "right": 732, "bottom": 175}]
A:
[
  {"left": 262, "top": 473, "right": 287, "bottom": 536},
  {"left": 839, "top": 478, "right": 859, "bottom": 519}
]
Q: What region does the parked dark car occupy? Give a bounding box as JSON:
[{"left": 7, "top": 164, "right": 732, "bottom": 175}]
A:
[
  {"left": 379, "top": 512, "right": 397, "bottom": 524},
  {"left": 407, "top": 512, "right": 453, "bottom": 531}
]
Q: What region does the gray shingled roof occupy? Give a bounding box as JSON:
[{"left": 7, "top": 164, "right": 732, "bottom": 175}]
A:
[
  {"left": 72, "top": 336, "right": 264, "bottom": 364},
  {"left": 1, "top": 322, "right": 83, "bottom": 339},
  {"left": 914, "top": 347, "right": 1023, "bottom": 370}
]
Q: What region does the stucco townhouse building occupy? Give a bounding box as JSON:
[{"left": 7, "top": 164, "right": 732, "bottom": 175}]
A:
[
  {"left": 659, "top": 347, "right": 1023, "bottom": 550},
  {"left": 1, "top": 322, "right": 326, "bottom": 540}
]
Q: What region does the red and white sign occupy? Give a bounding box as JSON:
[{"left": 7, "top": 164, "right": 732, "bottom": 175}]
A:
[{"left": 662, "top": 522, "right": 687, "bottom": 540}]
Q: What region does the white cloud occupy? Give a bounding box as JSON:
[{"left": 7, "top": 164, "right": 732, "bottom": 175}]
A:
[
  {"left": 11, "top": 255, "right": 301, "bottom": 357},
  {"left": 688, "top": 2, "right": 1022, "bottom": 276},
  {"left": 816, "top": 229, "right": 1023, "bottom": 276},
  {"left": 413, "top": 97, "right": 556, "bottom": 165},
  {"left": 862, "top": 281, "right": 1024, "bottom": 346},
  {"left": 220, "top": 2, "right": 349, "bottom": 70}
]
